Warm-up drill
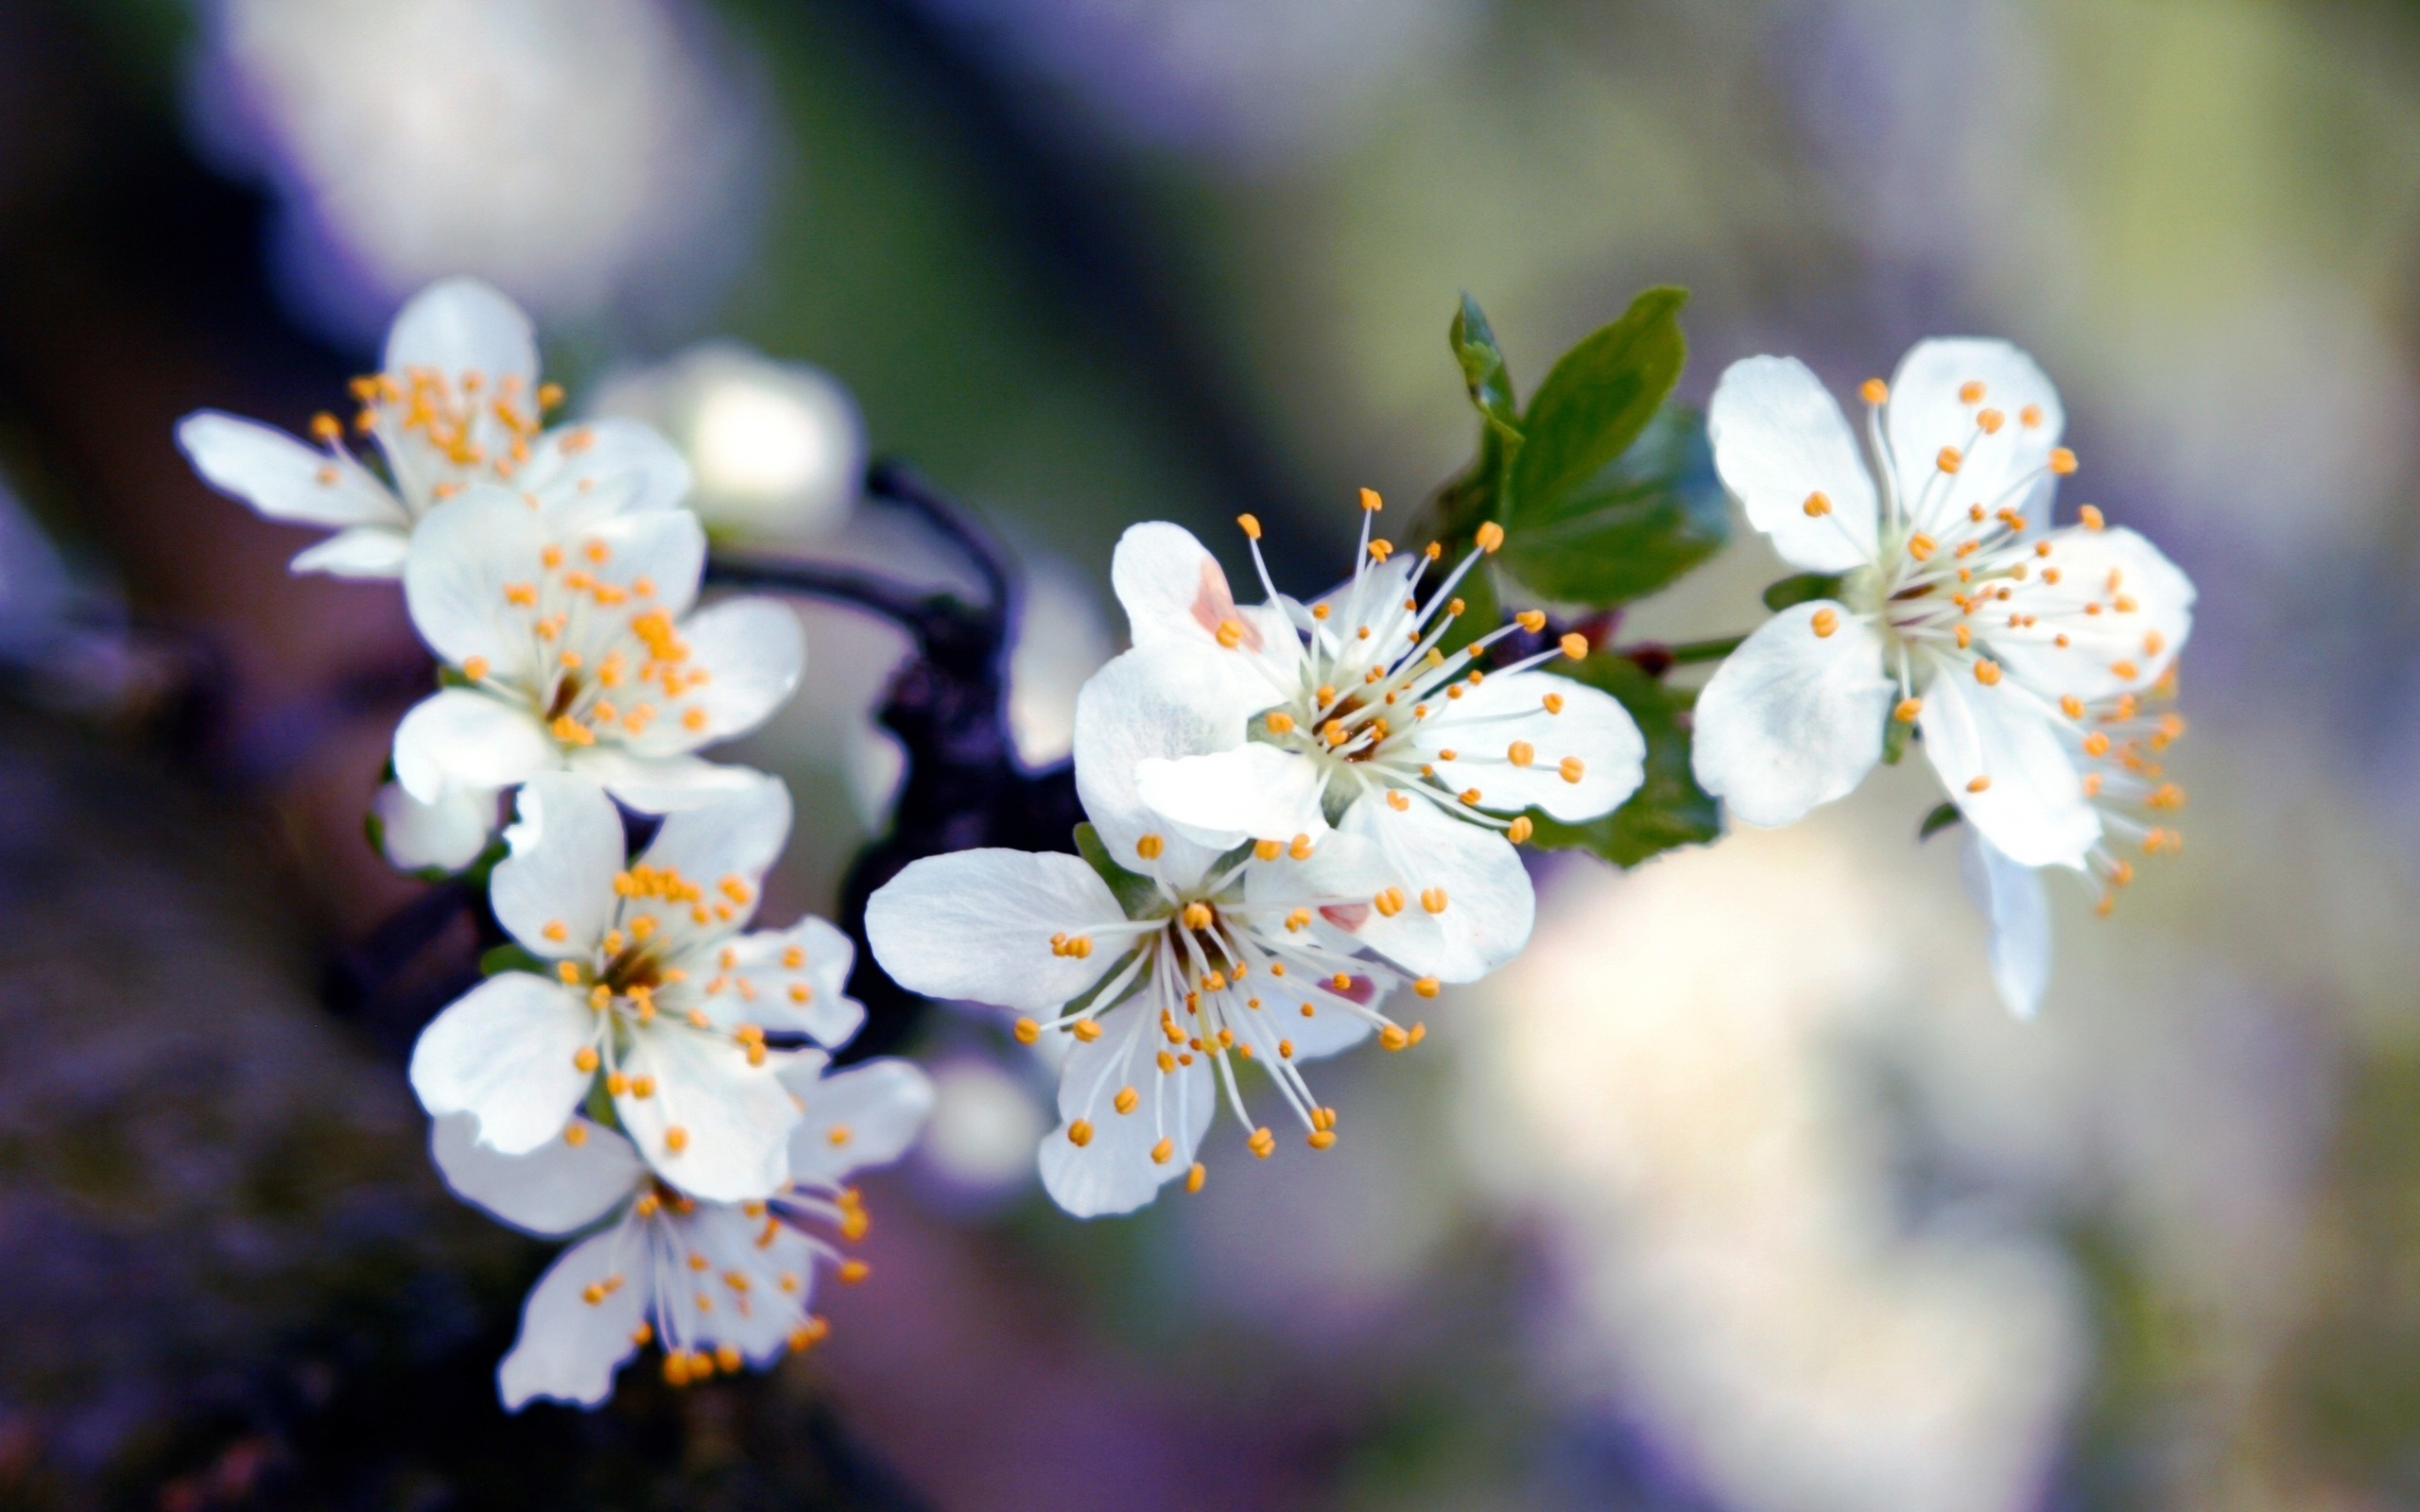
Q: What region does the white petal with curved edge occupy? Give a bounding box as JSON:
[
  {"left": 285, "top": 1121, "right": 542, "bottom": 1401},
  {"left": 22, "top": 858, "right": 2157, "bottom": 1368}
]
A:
[
  {"left": 1690, "top": 602, "right": 1892, "bottom": 828},
  {"left": 518, "top": 418, "right": 693, "bottom": 516},
  {"left": 375, "top": 782, "right": 496, "bottom": 872},
  {"left": 636, "top": 772, "right": 791, "bottom": 902},
  {"left": 1962, "top": 834, "right": 2052, "bottom": 1020},
  {"left": 1039, "top": 1003, "right": 1216, "bottom": 1218},
  {"left": 1110, "top": 521, "right": 1297, "bottom": 708},
  {"left": 409, "top": 973, "right": 596, "bottom": 1154},
  {"left": 1706, "top": 356, "right": 1878, "bottom": 572},
  {"left": 1415, "top": 669, "right": 1644, "bottom": 823},
  {"left": 176, "top": 412, "right": 407, "bottom": 529},
  {"left": 1339, "top": 797, "right": 1533, "bottom": 982},
  {"left": 568, "top": 749, "right": 772, "bottom": 815},
  {"left": 1886, "top": 338, "right": 2065, "bottom": 537},
  {"left": 616, "top": 1034, "right": 804, "bottom": 1203},
  {"left": 714, "top": 916, "right": 865, "bottom": 1044},
  {"left": 865, "top": 850, "right": 1125, "bottom": 1013},
  {"left": 684, "top": 1204, "right": 818, "bottom": 1361},
  {"left": 498, "top": 1228, "right": 645, "bottom": 1410},
  {"left": 576, "top": 501, "right": 707, "bottom": 622},
  {"left": 1921, "top": 665, "right": 2100, "bottom": 868},
  {"left": 492, "top": 774, "right": 627, "bottom": 956},
  {"left": 1992, "top": 524, "right": 2196, "bottom": 702},
  {"left": 289, "top": 525, "right": 411, "bottom": 577},
  {"left": 1073, "top": 646, "right": 1252, "bottom": 885},
  {"left": 1134, "top": 741, "right": 1328, "bottom": 850},
  {"left": 385, "top": 277, "right": 539, "bottom": 393},
  {"left": 430, "top": 1114, "right": 643, "bottom": 1236},
  {"left": 623, "top": 597, "right": 804, "bottom": 757},
  {"left": 401, "top": 484, "right": 553, "bottom": 670},
  {"left": 782, "top": 1057, "right": 936, "bottom": 1187},
  {"left": 393, "top": 689, "right": 559, "bottom": 804}
]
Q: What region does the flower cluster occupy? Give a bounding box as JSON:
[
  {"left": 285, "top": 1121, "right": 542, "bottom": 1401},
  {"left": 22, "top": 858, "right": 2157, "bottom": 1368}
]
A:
[
  {"left": 178, "top": 278, "right": 930, "bottom": 1408},
  {"left": 869, "top": 500, "right": 1650, "bottom": 1215},
  {"left": 1690, "top": 337, "right": 2196, "bottom": 1015}
]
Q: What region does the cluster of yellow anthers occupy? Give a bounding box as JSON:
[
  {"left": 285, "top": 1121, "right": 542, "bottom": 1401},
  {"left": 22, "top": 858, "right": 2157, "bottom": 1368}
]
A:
[
  {"left": 465, "top": 539, "right": 717, "bottom": 747},
  {"left": 306, "top": 366, "right": 569, "bottom": 492},
  {"left": 1232, "top": 495, "right": 1590, "bottom": 839},
  {"left": 2076, "top": 670, "right": 2188, "bottom": 915}
]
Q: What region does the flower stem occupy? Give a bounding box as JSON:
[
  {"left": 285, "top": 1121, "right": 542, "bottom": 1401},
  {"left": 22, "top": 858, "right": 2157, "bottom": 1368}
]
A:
[{"left": 1620, "top": 632, "right": 1745, "bottom": 676}]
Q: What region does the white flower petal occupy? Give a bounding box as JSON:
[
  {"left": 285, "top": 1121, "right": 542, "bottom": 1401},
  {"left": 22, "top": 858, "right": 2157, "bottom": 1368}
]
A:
[
  {"left": 408, "top": 972, "right": 596, "bottom": 1155},
  {"left": 401, "top": 484, "right": 555, "bottom": 670},
  {"left": 176, "top": 412, "right": 406, "bottom": 529},
  {"left": 567, "top": 749, "right": 773, "bottom": 815},
  {"left": 1706, "top": 356, "right": 1879, "bottom": 573},
  {"left": 517, "top": 418, "right": 693, "bottom": 516},
  {"left": 393, "top": 689, "right": 560, "bottom": 803},
  {"left": 684, "top": 1204, "right": 817, "bottom": 1362},
  {"left": 1920, "top": 664, "right": 2100, "bottom": 869},
  {"left": 1690, "top": 602, "right": 1892, "bottom": 828},
  {"left": 1133, "top": 741, "right": 1328, "bottom": 850},
  {"left": 430, "top": 1113, "right": 643, "bottom": 1236},
  {"left": 621, "top": 597, "right": 804, "bottom": 756},
  {"left": 635, "top": 771, "right": 791, "bottom": 900},
  {"left": 384, "top": 277, "right": 540, "bottom": 395},
  {"left": 585, "top": 504, "right": 707, "bottom": 621},
  {"left": 288, "top": 525, "right": 411, "bottom": 577},
  {"left": 1885, "top": 338, "right": 2065, "bottom": 537},
  {"left": 616, "top": 1034, "right": 804, "bottom": 1202},
  {"left": 1417, "top": 669, "right": 1645, "bottom": 823},
  {"left": 715, "top": 915, "right": 865, "bottom": 1045},
  {"left": 374, "top": 781, "right": 497, "bottom": 872},
  {"left": 865, "top": 850, "right": 1125, "bottom": 1014},
  {"left": 781, "top": 1057, "right": 936, "bottom": 1188},
  {"left": 492, "top": 774, "right": 627, "bottom": 956},
  {"left": 1994, "top": 524, "right": 2196, "bottom": 702},
  {"left": 1038, "top": 1004, "right": 1217, "bottom": 1217},
  {"left": 498, "top": 1228, "right": 645, "bottom": 1410},
  {"left": 1962, "top": 834, "right": 2052, "bottom": 1020},
  {"left": 1109, "top": 521, "right": 1296, "bottom": 707},
  {"left": 1338, "top": 797, "right": 1533, "bottom": 982},
  {"left": 1072, "top": 647, "right": 1249, "bottom": 884}
]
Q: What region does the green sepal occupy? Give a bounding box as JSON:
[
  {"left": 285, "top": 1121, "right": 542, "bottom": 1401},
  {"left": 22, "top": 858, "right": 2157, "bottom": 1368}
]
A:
[
  {"left": 481, "top": 942, "right": 549, "bottom": 977},
  {"left": 1763, "top": 572, "right": 1846, "bottom": 613},
  {"left": 1917, "top": 801, "right": 1962, "bottom": 842},
  {"left": 1450, "top": 291, "right": 1522, "bottom": 445},
  {"left": 1881, "top": 713, "right": 1913, "bottom": 765},
  {"left": 1495, "top": 405, "right": 1727, "bottom": 607},
  {"left": 1517, "top": 653, "right": 1720, "bottom": 868},
  {"left": 1075, "top": 822, "right": 1161, "bottom": 919}
]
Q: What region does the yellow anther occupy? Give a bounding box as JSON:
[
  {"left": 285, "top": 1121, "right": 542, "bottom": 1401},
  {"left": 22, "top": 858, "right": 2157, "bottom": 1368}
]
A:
[
  {"left": 1559, "top": 756, "right": 1585, "bottom": 784},
  {"left": 574, "top": 1046, "right": 599, "bottom": 1073},
  {"left": 1803, "top": 490, "right": 1832, "bottom": 517},
  {"left": 1249, "top": 1126, "right": 1276, "bottom": 1159},
  {"left": 1150, "top": 1137, "right": 1176, "bottom": 1165},
  {"left": 589, "top": 984, "right": 611, "bottom": 1010},
  {"left": 1955, "top": 625, "right": 1972, "bottom": 649},
  {"left": 504, "top": 582, "right": 538, "bottom": 607},
  {"left": 1307, "top": 1130, "right": 1337, "bottom": 1151},
  {"left": 563, "top": 1123, "right": 589, "bottom": 1147},
  {"left": 1966, "top": 775, "right": 1992, "bottom": 793},
  {"left": 2048, "top": 447, "right": 2078, "bottom": 475},
  {"left": 1368, "top": 539, "right": 1393, "bottom": 562},
  {"left": 1254, "top": 839, "right": 1284, "bottom": 861},
  {"left": 1359, "top": 487, "right": 1383, "bottom": 512},
  {"left": 460, "top": 656, "right": 492, "bottom": 683},
  {"left": 1289, "top": 833, "right": 1314, "bottom": 860},
  {"left": 1237, "top": 513, "right": 1262, "bottom": 539},
  {"left": 1379, "top": 1025, "right": 1409, "bottom": 1051},
  {"left": 1374, "top": 887, "right": 1405, "bottom": 918},
  {"left": 2020, "top": 404, "right": 2044, "bottom": 427},
  {"left": 664, "top": 1126, "right": 689, "bottom": 1153},
  {"left": 1182, "top": 902, "right": 1213, "bottom": 930},
  {"left": 838, "top": 1260, "right": 871, "bottom": 1285},
  {"left": 2110, "top": 660, "right": 2140, "bottom": 682},
  {"left": 1067, "top": 1120, "right": 1094, "bottom": 1147},
  {"left": 1908, "top": 533, "right": 1938, "bottom": 561},
  {"left": 1285, "top": 907, "right": 1310, "bottom": 932},
  {"left": 1215, "top": 619, "right": 1244, "bottom": 648},
  {"left": 2079, "top": 504, "right": 2105, "bottom": 530},
  {"left": 1421, "top": 887, "right": 1448, "bottom": 914},
  {"left": 1136, "top": 833, "right": 1164, "bottom": 861},
  {"left": 1515, "top": 610, "right": 1547, "bottom": 633},
  {"left": 1508, "top": 740, "right": 1535, "bottom": 767},
  {"left": 1186, "top": 1162, "right": 1207, "bottom": 1193},
  {"left": 1073, "top": 1019, "right": 1102, "bottom": 1043},
  {"left": 1115, "top": 1087, "right": 1139, "bottom": 1115},
  {"left": 1811, "top": 608, "right": 1840, "bottom": 638},
  {"left": 1330, "top": 971, "right": 1354, "bottom": 992},
  {"left": 1542, "top": 693, "right": 1564, "bottom": 715},
  {"left": 1973, "top": 659, "right": 2003, "bottom": 686},
  {"left": 1559, "top": 632, "right": 1588, "bottom": 660},
  {"left": 1894, "top": 696, "right": 1923, "bottom": 724},
  {"left": 1936, "top": 446, "right": 1962, "bottom": 473},
  {"left": 1978, "top": 407, "right": 2005, "bottom": 434},
  {"left": 1455, "top": 787, "right": 1480, "bottom": 806},
  {"left": 1266, "top": 711, "right": 1295, "bottom": 734},
  {"left": 1860, "top": 378, "right": 1889, "bottom": 404},
  {"left": 1507, "top": 816, "right": 1534, "bottom": 844},
  {"left": 1475, "top": 522, "right": 1505, "bottom": 553}
]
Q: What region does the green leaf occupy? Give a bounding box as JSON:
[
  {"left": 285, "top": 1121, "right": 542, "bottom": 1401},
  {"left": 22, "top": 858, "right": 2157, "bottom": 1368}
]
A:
[
  {"left": 481, "top": 942, "right": 548, "bottom": 977},
  {"left": 1495, "top": 404, "right": 1727, "bottom": 606},
  {"left": 1917, "top": 801, "right": 1962, "bottom": 842},
  {"left": 1507, "top": 286, "right": 1687, "bottom": 524},
  {"left": 1519, "top": 653, "right": 1720, "bottom": 868},
  {"left": 1762, "top": 572, "right": 1845, "bottom": 612},
  {"left": 1075, "top": 822, "right": 1160, "bottom": 918},
  {"left": 1449, "top": 292, "right": 1520, "bottom": 441}
]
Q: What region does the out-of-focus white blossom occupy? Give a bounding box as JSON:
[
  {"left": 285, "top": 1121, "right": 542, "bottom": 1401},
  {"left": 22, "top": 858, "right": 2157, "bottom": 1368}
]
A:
[
  {"left": 373, "top": 780, "right": 497, "bottom": 873},
  {"left": 595, "top": 343, "right": 865, "bottom": 541},
  {"left": 190, "top": 0, "right": 765, "bottom": 338}
]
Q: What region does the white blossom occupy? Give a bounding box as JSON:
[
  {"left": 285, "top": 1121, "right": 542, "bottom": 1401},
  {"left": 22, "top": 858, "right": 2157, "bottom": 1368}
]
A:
[
  {"left": 866, "top": 650, "right": 1449, "bottom": 1218},
  {"left": 428, "top": 1053, "right": 932, "bottom": 1408},
  {"left": 177, "top": 277, "right": 690, "bottom": 577},
  {"left": 409, "top": 773, "right": 862, "bottom": 1202},
  {"left": 1691, "top": 338, "right": 2195, "bottom": 870},
  {"left": 1103, "top": 507, "right": 1648, "bottom": 981},
  {"left": 389, "top": 477, "right": 803, "bottom": 814}
]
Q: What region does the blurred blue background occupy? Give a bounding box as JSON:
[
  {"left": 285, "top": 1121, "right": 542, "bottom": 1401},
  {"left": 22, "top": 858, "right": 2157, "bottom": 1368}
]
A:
[{"left": 0, "top": 1, "right": 2411, "bottom": 1508}]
